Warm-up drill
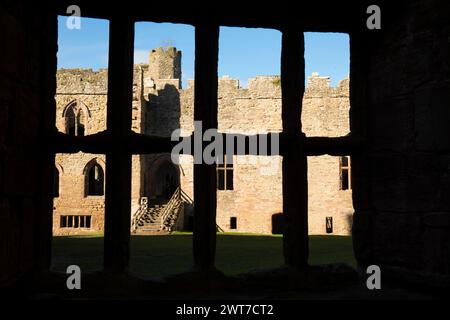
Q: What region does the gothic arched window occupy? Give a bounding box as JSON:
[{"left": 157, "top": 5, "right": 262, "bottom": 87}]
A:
[
  {"left": 85, "top": 162, "right": 104, "bottom": 196},
  {"left": 64, "top": 103, "right": 86, "bottom": 136}
]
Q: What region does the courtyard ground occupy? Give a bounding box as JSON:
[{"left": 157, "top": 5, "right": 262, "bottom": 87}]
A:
[{"left": 51, "top": 233, "right": 355, "bottom": 277}]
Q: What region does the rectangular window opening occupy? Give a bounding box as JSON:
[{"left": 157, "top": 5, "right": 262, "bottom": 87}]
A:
[
  {"left": 129, "top": 21, "right": 195, "bottom": 279},
  {"left": 230, "top": 217, "right": 237, "bottom": 230},
  {"left": 340, "top": 156, "right": 351, "bottom": 190},
  {"left": 213, "top": 26, "right": 284, "bottom": 276},
  {"left": 60, "top": 216, "right": 67, "bottom": 228},
  {"left": 326, "top": 217, "right": 333, "bottom": 234},
  {"left": 50, "top": 18, "right": 358, "bottom": 280},
  {"left": 59, "top": 215, "right": 92, "bottom": 229},
  {"left": 52, "top": 15, "right": 108, "bottom": 273},
  {"left": 303, "top": 32, "right": 350, "bottom": 138},
  {"left": 217, "top": 157, "right": 234, "bottom": 191}
]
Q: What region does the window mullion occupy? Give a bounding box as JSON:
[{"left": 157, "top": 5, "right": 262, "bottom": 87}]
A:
[
  {"left": 103, "top": 17, "right": 135, "bottom": 273},
  {"left": 193, "top": 23, "right": 219, "bottom": 270},
  {"left": 281, "top": 29, "right": 308, "bottom": 268}
]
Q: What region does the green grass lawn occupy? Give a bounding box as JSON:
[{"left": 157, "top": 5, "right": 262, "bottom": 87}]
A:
[{"left": 51, "top": 233, "right": 356, "bottom": 277}]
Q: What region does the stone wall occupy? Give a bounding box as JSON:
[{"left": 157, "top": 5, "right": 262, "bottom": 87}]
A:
[
  {"left": 55, "top": 69, "right": 107, "bottom": 235},
  {"left": 179, "top": 73, "right": 352, "bottom": 234},
  {"left": 54, "top": 67, "right": 146, "bottom": 235},
  {"left": 308, "top": 155, "right": 353, "bottom": 234},
  {"left": 303, "top": 74, "right": 350, "bottom": 137},
  {"left": 352, "top": 0, "right": 450, "bottom": 276},
  {"left": 0, "top": 2, "right": 57, "bottom": 287},
  {"left": 53, "top": 153, "right": 105, "bottom": 235}
]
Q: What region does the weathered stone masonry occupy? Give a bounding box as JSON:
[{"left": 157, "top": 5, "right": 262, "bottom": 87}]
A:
[{"left": 53, "top": 47, "right": 353, "bottom": 236}]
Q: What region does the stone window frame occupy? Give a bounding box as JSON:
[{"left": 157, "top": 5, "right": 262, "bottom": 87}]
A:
[
  {"left": 83, "top": 158, "right": 106, "bottom": 197},
  {"left": 216, "top": 156, "right": 234, "bottom": 191},
  {"left": 60, "top": 215, "right": 92, "bottom": 229},
  {"left": 62, "top": 100, "right": 91, "bottom": 137},
  {"left": 43, "top": 10, "right": 364, "bottom": 273},
  {"left": 339, "top": 156, "right": 351, "bottom": 190}
]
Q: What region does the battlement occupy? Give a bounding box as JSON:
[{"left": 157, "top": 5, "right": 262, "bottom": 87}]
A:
[
  {"left": 185, "top": 74, "right": 348, "bottom": 99},
  {"left": 56, "top": 68, "right": 109, "bottom": 94},
  {"left": 150, "top": 46, "right": 180, "bottom": 58},
  {"left": 305, "top": 72, "right": 349, "bottom": 97},
  {"left": 55, "top": 47, "right": 349, "bottom": 100},
  {"left": 148, "top": 46, "right": 182, "bottom": 88}
]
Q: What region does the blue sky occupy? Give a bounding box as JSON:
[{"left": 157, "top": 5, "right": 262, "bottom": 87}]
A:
[{"left": 57, "top": 17, "right": 349, "bottom": 87}]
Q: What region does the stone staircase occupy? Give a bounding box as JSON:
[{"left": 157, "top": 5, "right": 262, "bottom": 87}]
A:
[{"left": 131, "top": 187, "right": 185, "bottom": 234}]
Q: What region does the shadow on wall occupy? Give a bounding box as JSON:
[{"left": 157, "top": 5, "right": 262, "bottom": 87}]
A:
[
  {"left": 146, "top": 84, "right": 181, "bottom": 137},
  {"left": 184, "top": 203, "right": 194, "bottom": 231},
  {"left": 146, "top": 155, "right": 180, "bottom": 201},
  {"left": 346, "top": 212, "right": 354, "bottom": 235},
  {"left": 271, "top": 212, "right": 354, "bottom": 235},
  {"left": 346, "top": 212, "right": 354, "bottom": 234}
]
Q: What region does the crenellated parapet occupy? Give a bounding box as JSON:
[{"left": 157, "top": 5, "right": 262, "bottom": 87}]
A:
[
  {"left": 185, "top": 73, "right": 348, "bottom": 99},
  {"left": 304, "top": 72, "right": 349, "bottom": 98},
  {"left": 56, "top": 68, "right": 108, "bottom": 94},
  {"left": 55, "top": 49, "right": 350, "bottom": 139}
]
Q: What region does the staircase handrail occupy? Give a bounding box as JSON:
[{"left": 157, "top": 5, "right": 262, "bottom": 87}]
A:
[
  {"left": 159, "top": 187, "right": 182, "bottom": 228},
  {"left": 131, "top": 198, "right": 148, "bottom": 232},
  {"left": 131, "top": 207, "right": 145, "bottom": 232},
  {"left": 180, "top": 189, "right": 193, "bottom": 205}
]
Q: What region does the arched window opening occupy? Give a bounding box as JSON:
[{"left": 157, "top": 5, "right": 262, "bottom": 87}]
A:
[
  {"left": 65, "top": 103, "right": 87, "bottom": 136},
  {"left": 146, "top": 156, "right": 180, "bottom": 202},
  {"left": 86, "top": 163, "right": 104, "bottom": 196},
  {"left": 76, "top": 112, "right": 85, "bottom": 137},
  {"left": 65, "top": 106, "right": 76, "bottom": 136}
]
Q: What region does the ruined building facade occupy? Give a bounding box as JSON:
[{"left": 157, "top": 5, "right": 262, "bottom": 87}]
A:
[{"left": 53, "top": 47, "right": 352, "bottom": 235}]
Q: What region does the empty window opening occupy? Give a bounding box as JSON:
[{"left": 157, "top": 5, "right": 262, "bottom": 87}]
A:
[
  {"left": 303, "top": 33, "right": 350, "bottom": 137},
  {"left": 60, "top": 215, "right": 92, "bottom": 229},
  {"left": 215, "top": 27, "right": 284, "bottom": 275},
  {"left": 64, "top": 104, "right": 86, "bottom": 136},
  {"left": 129, "top": 22, "right": 196, "bottom": 279},
  {"left": 306, "top": 154, "right": 355, "bottom": 266},
  {"left": 132, "top": 22, "right": 194, "bottom": 141},
  {"left": 51, "top": 20, "right": 357, "bottom": 278},
  {"left": 230, "top": 217, "right": 237, "bottom": 230},
  {"left": 57, "top": 16, "right": 108, "bottom": 138},
  {"left": 217, "top": 158, "right": 234, "bottom": 191},
  {"left": 326, "top": 217, "right": 333, "bottom": 234},
  {"left": 60, "top": 216, "right": 67, "bottom": 228},
  {"left": 340, "top": 156, "right": 351, "bottom": 190},
  {"left": 218, "top": 27, "right": 281, "bottom": 132},
  {"left": 52, "top": 16, "right": 108, "bottom": 274},
  {"left": 307, "top": 155, "right": 354, "bottom": 238},
  {"left": 86, "top": 163, "right": 104, "bottom": 196}
]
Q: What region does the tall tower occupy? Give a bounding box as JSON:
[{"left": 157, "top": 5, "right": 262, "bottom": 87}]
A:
[{"left": 148, "top": 47, "right": 182, "bottom": 89}]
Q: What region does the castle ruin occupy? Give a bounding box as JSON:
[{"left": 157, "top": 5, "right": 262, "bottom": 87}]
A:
[{"left": 53, "top": 47, "right": 353, "bottom": 236}]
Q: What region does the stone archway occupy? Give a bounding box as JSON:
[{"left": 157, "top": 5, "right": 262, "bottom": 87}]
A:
[
  {"left": 146, "top": 155, "right": 180, "bottom": 202},
  {"left": 62, "top": 100, "right": 91, "bottom": 136}
]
